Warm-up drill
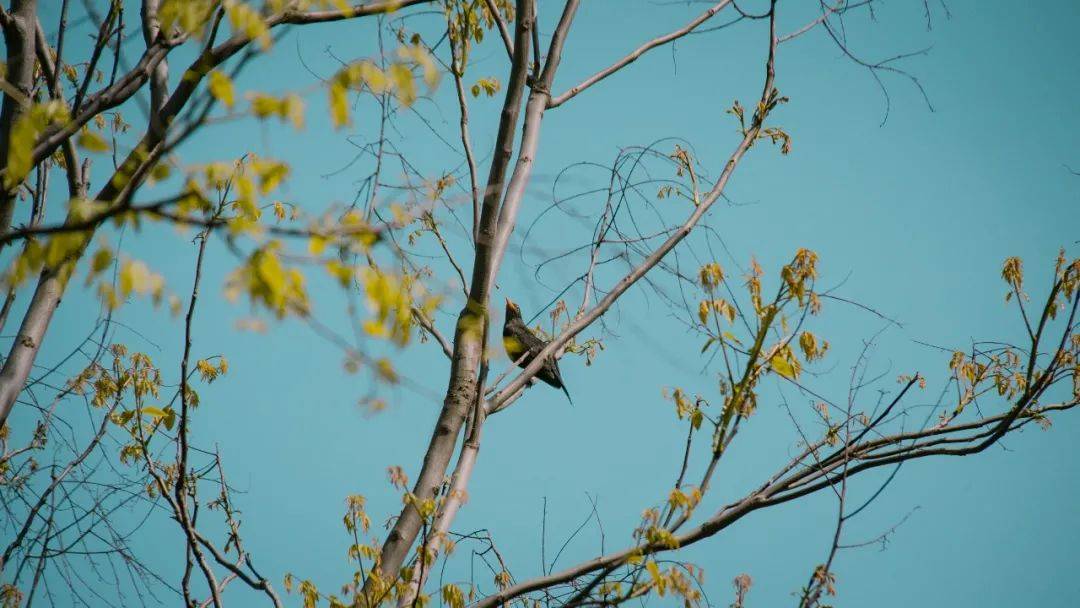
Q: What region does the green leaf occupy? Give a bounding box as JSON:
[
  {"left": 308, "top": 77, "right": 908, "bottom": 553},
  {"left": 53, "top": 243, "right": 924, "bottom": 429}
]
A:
[
  {"left": 470, "top": 77, "right": 501, "bottom": 97},
  {"left": 700, "top": 337, "right": 716, "bottom": 353},
  {"left": 162, "top": 407, "right": 176, "bottom": 430},
  {"left": 76, "top": 130, "right": 110, "bottom": 152},
  {"left": 769, "top": 354, "right": 796, "bottom": 379},
  {"left": 208, "top": 70, "right": 235, "bottom": 108},
  {"left": 141, "top": 406, "right": 165, "bottom": 419},
  {"left": 329, "top": 82, "right": 349, "bottom": 128}
]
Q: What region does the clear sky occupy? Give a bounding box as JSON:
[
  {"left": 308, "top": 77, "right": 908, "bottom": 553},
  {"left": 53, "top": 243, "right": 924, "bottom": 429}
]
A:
[{"left": 25, "top": 1, "right": 1080, "bottom": 606}]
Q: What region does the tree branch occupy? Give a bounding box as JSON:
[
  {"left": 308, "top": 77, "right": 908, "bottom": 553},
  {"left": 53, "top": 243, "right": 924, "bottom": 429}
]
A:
[{"left": 547, "top": 1, "right": 733, "bottom": 109}]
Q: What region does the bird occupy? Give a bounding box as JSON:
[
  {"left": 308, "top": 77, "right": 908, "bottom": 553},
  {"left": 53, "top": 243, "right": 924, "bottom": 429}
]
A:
[{"left": 502, "top": 297, "right": 572, "bottom": 404}]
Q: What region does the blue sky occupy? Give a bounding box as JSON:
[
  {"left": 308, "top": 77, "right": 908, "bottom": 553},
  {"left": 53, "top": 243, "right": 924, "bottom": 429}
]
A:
[{"left": 20, "top": 0, "right": 1080, "bottom": 606}]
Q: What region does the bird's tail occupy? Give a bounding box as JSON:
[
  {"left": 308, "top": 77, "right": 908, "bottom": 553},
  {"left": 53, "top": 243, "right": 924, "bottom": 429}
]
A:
[{"left": 560, "top": 383, "right": 573, "bottom": 405}]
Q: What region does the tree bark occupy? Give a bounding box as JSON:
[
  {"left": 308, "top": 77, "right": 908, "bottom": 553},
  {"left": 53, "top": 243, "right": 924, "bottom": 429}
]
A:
[
  {"left": 366, "top": 2, "right": 536, "bottom": 592},
  {"left": 0, "top": 0, "right": 39, "bottom": 245},
  {"left": 369, "top": 3, "right": 588, "bottom": 601}
]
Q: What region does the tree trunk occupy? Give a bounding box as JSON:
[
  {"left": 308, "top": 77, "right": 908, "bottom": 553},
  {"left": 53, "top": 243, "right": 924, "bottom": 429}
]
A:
[{"left": 0, "top": 0, "right": 40, "bottom": 244}]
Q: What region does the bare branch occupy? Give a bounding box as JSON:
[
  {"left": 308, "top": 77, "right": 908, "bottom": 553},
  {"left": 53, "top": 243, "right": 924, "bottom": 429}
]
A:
[
  {"left": 548, "top": 1, "right": 733, "bottom": 109},
  {"left": 483, "top": 0, "right": 514, "bottom": 61}
]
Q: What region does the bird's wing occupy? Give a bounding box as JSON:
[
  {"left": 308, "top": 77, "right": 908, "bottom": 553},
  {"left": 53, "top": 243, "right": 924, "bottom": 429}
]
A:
[{"left": 518, "top": 327, "right": 548, "bottom": 354}]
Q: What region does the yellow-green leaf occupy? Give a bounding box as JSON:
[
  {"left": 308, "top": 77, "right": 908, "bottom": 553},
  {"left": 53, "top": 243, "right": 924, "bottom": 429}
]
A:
[
  {"left": 77, "top": 130, "right": 110, "bottom": 152},
  {"left": 769, "top": 354, "right": 796, "bottom": 379},
  {"left": 208, "top": 70, "right": 236, "bottom": 108},
  {"left": 329, "top": 82, "right": 349, "bottom": 128}
]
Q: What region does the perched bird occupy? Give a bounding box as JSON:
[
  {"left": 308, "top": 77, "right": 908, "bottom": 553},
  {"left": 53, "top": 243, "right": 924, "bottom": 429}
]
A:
[{"left": 503, "top": 297, "right": 572, "bottom": 403}]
